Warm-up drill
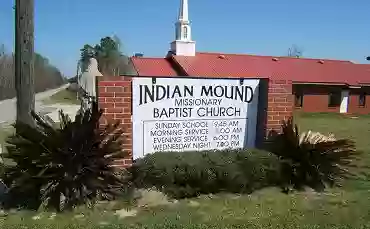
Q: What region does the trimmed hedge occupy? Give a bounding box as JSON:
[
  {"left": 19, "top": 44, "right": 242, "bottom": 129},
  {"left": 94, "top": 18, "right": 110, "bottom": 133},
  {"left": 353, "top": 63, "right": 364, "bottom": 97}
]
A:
[{"left": 130, "top": 149, "right": 280, "bottom": 198}]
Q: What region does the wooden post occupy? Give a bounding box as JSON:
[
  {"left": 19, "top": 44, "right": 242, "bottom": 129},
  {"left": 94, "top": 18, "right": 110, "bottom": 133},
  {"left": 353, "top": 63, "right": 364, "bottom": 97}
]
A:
[
  {"left": 76, "top": 61, "right": 80, "bottom": 101},
  {"left": 15, "top": 0, "right": 35, "bottom": 127}
]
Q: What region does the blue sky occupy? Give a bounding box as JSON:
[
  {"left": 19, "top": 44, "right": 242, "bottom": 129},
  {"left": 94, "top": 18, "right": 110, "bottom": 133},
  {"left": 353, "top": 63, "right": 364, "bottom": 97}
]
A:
[{"left": 0, "top": 0, "right": 369, "bottom": 77}]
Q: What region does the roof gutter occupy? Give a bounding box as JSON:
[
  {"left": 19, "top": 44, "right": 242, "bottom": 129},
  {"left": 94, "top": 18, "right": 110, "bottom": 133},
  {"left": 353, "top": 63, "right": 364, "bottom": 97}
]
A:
[
  {"left": 293, "top": 81, "right": 348, "bottom": 86},
  {"left": 294, "top": 81, "right": 370, "bottom": 88},
  {"left": 358, "top": 83, "right": 370, "bottom": 87}
]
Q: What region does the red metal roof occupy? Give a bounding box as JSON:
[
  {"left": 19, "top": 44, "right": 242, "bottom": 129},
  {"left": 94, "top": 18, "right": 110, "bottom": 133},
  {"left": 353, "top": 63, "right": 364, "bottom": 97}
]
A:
[
  {"left": 172, "top": 52, "right": 276, "bottom": 78},
  {"left": 131, "top": 52, "right": 370, "bottom": 86},
  {"left": 131, "top": 57, "right": 179, "bottom": 77},
  {"left": 357, "top": 64, "right": 370, "bottom": 72}
]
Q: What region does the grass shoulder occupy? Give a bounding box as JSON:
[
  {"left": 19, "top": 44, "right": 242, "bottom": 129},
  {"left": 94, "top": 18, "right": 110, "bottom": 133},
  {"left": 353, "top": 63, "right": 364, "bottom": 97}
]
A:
[{"left": 43, "top": 89, "right": 79, "bottom": 105}]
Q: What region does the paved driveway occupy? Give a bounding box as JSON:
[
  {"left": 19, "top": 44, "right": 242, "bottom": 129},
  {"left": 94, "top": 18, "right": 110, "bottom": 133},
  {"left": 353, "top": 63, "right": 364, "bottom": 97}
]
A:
[{"left": 0, "top": 84, "right": 80, "bottom": 125}]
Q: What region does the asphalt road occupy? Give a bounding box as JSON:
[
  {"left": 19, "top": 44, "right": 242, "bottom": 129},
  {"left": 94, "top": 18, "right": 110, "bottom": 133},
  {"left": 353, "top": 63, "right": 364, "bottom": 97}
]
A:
[{"left": 0, "top": 84, "right": 69, "bottom": 125}]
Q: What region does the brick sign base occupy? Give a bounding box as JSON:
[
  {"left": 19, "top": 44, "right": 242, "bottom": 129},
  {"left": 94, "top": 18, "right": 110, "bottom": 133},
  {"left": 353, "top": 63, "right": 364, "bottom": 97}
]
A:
[{"left": 97, "top": 76, "right": 293, "bottom": 167}]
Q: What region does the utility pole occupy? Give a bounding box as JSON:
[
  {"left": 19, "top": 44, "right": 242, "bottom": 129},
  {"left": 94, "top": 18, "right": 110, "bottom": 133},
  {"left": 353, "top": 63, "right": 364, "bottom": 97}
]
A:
[{"left": 15, "top": 0, "right": 35, "bottom": 127}]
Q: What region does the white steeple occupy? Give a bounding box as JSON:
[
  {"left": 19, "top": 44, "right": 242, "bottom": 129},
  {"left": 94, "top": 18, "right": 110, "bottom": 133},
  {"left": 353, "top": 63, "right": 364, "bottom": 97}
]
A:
[
  {"left": 170, "top": 0, "right": 196, "bottom": 56},
  {"left": 178, "top": 0, "right": 188, "bottom": 22}
]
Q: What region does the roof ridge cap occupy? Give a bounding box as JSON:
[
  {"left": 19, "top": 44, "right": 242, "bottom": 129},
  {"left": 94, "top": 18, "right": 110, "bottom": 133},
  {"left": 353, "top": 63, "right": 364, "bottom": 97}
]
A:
[{"left": 196, "top": 52, "right": 354, "bottom": 63}]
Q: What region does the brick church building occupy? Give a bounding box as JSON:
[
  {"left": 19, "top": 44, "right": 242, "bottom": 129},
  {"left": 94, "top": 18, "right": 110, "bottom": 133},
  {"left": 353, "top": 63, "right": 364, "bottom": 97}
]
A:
[{"left": 130, "top": 0, "right": 370, "bottom": 114}]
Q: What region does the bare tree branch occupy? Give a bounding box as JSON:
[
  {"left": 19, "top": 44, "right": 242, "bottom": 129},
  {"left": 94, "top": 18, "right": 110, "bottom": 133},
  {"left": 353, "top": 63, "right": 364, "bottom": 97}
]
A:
[{"left": 287, "top": 44, "right": 304, "bottom": 58}]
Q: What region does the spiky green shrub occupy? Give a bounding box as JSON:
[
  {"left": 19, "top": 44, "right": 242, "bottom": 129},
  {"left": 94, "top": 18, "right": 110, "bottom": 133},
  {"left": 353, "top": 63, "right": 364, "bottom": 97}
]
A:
[
  {"left": 269, "top": 117, "right": 359, "bottom": 192},
  {"left": 131, "top": 149, "right": 280, "bottom": 198},
  {"left": 2, "top": 102, "right": 129, "bottom": 211}
]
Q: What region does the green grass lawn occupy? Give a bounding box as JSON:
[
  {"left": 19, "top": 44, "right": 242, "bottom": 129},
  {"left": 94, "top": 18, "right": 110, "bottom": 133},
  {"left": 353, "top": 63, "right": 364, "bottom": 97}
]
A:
[
  {"left": 43, "top": 89, "right": 79, "bottom": 105},
  {"left": 1, "top": 112, "right": 370, "bottom": 229},
  {"left": 295, "top": 112, "right": 370, "bottom": 151}
]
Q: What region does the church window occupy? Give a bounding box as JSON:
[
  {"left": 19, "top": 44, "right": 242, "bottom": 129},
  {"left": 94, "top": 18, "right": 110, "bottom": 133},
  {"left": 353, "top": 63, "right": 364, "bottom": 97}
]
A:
[{"left": 183, "top": 26, "right": 188, "bottom": 39}]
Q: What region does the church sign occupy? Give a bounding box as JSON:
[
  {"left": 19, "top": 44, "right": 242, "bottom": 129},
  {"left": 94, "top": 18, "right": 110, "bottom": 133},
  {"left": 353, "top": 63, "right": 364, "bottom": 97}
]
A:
[{"left": 132, "top": 77, "right": 260, "bottom": 159}]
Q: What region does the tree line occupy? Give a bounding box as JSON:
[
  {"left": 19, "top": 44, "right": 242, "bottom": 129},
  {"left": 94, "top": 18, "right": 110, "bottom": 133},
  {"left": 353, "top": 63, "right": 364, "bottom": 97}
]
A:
[
  {"left": 0, "top": 45, "right": 66, "bottom": 100},
  {"left": 79, "top": 36, "right": 134, "bottom": 76}
]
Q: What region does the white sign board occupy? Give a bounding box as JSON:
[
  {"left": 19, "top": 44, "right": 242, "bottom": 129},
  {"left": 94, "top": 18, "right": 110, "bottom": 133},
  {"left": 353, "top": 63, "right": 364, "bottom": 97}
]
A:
[{"left": 132, "top": 77, "right": 260, "bottom": 159}]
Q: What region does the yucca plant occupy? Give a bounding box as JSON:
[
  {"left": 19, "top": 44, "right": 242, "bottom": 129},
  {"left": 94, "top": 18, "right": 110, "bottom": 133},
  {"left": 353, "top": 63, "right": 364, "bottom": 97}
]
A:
[
  {"left": 2, "top": 101, "right": 129, "bottom": 211},
  {"left": 270, "top": 117, "right": 359, "bottom": 193}
]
